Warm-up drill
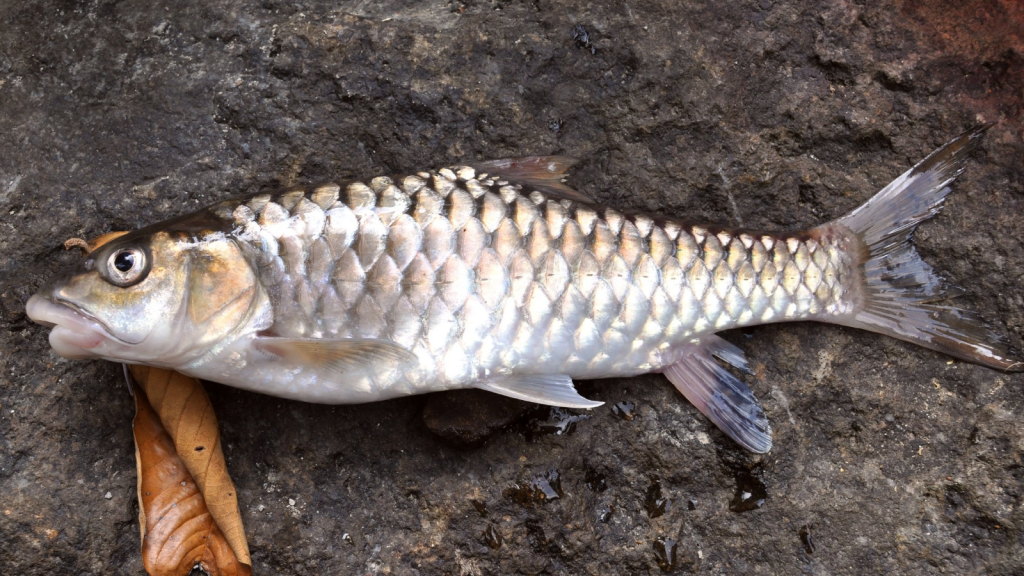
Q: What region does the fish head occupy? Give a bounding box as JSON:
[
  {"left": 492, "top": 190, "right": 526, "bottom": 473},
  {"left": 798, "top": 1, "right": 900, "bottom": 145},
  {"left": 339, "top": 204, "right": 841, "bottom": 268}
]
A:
[{"left": 27, "top": 227, "right": 259, "bottom": 367}]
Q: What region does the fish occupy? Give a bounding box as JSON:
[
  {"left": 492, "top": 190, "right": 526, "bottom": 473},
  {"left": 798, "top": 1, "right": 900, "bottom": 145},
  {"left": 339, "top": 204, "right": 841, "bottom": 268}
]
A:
[{"left": 25, "top": 125, "right": 1022, "bottom": 453}]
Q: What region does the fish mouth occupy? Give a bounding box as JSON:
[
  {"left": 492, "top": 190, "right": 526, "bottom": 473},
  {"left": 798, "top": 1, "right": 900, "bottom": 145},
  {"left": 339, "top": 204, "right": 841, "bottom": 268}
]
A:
[{"left": 25, "top": 295, "right": 129, "bottom": 359}]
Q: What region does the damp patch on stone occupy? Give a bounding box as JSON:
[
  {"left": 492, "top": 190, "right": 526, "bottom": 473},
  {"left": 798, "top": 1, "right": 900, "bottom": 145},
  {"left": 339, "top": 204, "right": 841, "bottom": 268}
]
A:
[
  {"left": 584, "top": 464, "right": 607, "bottom": 492},
  {"left": 729, "top": 464, "right": 768, "bottom": 512}
]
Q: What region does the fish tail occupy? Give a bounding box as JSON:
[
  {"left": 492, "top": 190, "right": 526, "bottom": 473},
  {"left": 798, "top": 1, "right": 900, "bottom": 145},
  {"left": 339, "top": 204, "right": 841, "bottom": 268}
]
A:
[{"left": 824, "top": 124, "right": 1021, "bottom": 372}]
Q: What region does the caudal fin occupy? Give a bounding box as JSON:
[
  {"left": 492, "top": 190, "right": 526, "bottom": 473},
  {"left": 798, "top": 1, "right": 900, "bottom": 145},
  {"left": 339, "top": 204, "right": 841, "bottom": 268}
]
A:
[{"left": 832, "top": 125, "right": 1022, "bottom": 372}]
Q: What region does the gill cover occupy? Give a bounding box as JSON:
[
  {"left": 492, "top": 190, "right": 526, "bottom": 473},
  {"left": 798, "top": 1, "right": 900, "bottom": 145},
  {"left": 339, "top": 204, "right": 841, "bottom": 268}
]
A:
[{"left": 29, "top": 229, "right": 259, "bottom": 366}]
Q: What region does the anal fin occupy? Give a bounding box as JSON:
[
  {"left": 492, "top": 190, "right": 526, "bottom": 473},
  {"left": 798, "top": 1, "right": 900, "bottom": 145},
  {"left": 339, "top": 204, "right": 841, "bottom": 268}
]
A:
[
  {"left": 475, "top": 374, "right": 604, "bottom": 409},
  {"left": 662, "top": 335, "right": 772, "bottom": 453}
]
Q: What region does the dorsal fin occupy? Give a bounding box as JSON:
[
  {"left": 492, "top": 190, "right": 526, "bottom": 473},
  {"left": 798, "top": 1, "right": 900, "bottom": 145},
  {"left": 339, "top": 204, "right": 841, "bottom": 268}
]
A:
[{"left": 470, "top": 156, "right": 594, "bottom": 203}]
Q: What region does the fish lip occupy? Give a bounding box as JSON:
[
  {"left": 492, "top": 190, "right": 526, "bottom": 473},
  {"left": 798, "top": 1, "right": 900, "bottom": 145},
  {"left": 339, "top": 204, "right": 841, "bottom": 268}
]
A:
[{"left": 26, "top": 294, "right": 134, "bottom": 346}]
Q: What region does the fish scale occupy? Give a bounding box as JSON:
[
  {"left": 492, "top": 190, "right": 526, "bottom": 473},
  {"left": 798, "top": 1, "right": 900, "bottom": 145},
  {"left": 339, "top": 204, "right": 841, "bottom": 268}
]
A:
[
  {"left": 29, "top": 126, "right": 1021, "bottom": 453},
  {"left": 221, "top": 165, "right": 858, "bottom": 394}
]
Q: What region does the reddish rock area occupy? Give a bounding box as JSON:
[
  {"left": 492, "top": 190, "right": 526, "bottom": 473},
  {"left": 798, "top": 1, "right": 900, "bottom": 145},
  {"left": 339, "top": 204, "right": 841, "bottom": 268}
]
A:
[{"left": 1, "top": 1, "right": 1022, "bottom": 574}]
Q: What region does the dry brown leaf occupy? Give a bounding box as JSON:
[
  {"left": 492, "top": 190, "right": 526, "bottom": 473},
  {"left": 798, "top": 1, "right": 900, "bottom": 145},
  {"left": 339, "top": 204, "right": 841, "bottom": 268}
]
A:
[
  {"left": 133, "top": 380, "right": 251, "bottom": 576},
  {"left": 130, "top": 365, "right": 251, "bottom": 570}
]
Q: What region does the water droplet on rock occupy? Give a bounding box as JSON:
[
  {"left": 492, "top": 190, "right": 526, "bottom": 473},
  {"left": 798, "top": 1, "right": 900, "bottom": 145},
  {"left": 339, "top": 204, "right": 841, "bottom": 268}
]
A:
[
  {"left": 525, "top": 521, "right": 550, "bottom": 553},
  {"left": 799, "top": 524, "right": 815, "bottom": 553},
  {"left": 481, "top": 524, "right": 503, "bottom": 549},
  {"left": 571, "top": 23, "right": 597, "bottom": 55},
  {"left": 652, "top": 536, "right": 677, "bottom": 571},
  {"left": 612, "top": 401, "right": 636, "bottom": 420},
  {"left": 504, "top": 469, "right": 563, "bottom": 506},
  {"left": 524, "top": 406, "right": 591, "bottom": 441},
  {"left": 645, "top": 479, "right": 671, "bottom": 518}
]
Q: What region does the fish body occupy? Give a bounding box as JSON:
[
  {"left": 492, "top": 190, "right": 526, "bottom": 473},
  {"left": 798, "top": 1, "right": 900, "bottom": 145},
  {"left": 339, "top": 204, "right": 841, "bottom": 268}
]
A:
[{"left": 27, "top": 127, "right": 1021, "bottom": 452}]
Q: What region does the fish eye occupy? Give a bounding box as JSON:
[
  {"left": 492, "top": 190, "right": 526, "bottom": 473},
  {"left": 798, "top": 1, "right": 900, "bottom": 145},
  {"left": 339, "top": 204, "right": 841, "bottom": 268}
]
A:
[
  {"left": 114, "top": 251, "right": 134, "bottom": 272},
  {"left": 106, "top": 246, "right": 148, "bottom": 286}
]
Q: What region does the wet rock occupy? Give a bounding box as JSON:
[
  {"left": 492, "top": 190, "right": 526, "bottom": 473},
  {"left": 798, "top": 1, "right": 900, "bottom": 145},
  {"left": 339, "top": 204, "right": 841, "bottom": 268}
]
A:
[
  {"left": 2, "top": 0, "right": 1024, "bottom": 574},
  {"left": 421, "top": 388, "right": 532, "bottom": 449}
]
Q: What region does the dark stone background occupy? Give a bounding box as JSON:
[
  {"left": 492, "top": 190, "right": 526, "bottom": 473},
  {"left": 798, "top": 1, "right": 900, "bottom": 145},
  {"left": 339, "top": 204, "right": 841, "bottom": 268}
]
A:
[{"left": 1, "top": 0, "right": 1023, "bottom": 574}]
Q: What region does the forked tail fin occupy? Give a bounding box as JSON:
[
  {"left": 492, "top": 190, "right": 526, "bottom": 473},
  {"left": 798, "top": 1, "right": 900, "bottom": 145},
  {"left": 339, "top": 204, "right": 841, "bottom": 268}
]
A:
[{"left": 831, "top": 124, "right": 1022, "bottom": 372}]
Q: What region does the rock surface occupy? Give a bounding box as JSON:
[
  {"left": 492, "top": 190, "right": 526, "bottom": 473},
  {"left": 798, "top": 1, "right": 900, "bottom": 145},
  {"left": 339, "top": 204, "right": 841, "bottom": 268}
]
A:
[{"left": 2, "top": 0, "right": 1024, "bottom": 574}]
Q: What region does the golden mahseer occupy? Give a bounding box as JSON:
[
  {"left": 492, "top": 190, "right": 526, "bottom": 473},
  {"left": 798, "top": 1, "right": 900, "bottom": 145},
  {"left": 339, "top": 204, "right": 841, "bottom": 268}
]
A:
[{"left": 27, "top": 125, "right": 1021, "bottom": 453}]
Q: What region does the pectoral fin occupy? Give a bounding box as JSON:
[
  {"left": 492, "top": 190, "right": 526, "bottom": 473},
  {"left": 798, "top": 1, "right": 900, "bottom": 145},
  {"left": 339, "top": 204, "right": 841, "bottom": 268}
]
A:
[
  {"left": 475, "top": 374, "right": 604, "bottom": 409},
  {"left": 662, "top": 335, "right": 772, "bottom": 453},
  {"left": 253, "top": 337, "right": 417, "bottom": 380}
]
